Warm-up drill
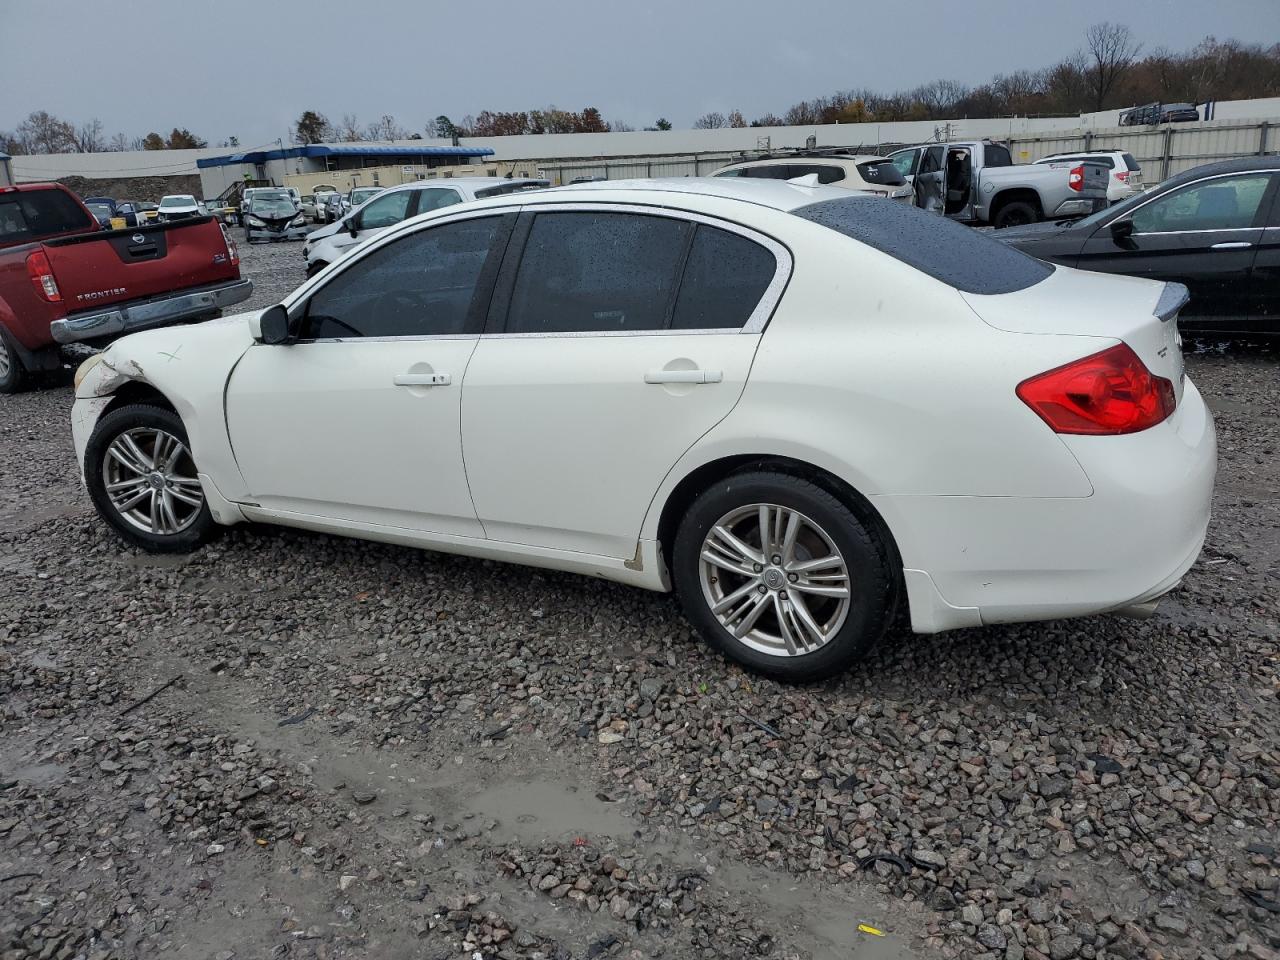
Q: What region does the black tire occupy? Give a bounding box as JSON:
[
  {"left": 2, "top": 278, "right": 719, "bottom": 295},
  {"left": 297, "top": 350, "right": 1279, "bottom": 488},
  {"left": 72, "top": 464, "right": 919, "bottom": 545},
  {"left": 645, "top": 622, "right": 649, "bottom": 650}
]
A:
[
  {"left": 0, "top": 327, "right": 30, "bottom": 394},
  {"left": 306, "top": 260, "right": 328, "bottom": 278},
  {"left": 671, "top": 470, "right": 895, "bottom": 682},
  {"left": 992, "top": 200, "right": 1039, "bottom": 229},
  {"left": 85, "top": 404, "right": 217, "bottom": 553}
]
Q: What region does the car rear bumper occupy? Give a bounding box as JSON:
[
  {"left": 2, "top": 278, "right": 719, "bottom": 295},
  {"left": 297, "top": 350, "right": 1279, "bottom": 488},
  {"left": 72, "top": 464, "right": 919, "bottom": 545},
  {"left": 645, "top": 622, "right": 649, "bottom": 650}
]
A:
[
  {"left": 1052, "top": 197, "right": 1107, "bottom": 217},
  {"left": 50, "top": 279, "right": 254, "bottom": 345},
  {"left": 878, "top": 379, "right": 1217, "bottom": 632}
]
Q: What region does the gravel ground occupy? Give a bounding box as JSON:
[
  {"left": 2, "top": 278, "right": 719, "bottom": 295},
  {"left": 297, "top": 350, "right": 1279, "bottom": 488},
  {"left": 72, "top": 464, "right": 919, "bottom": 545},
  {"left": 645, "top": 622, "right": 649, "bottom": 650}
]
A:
[{"left": 0, "top": 238, "right": 1277, "bottom": 960}]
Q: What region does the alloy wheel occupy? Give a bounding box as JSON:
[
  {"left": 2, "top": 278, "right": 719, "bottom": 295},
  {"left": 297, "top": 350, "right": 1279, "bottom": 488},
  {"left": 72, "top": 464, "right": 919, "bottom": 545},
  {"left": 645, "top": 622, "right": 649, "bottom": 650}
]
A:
[
  {"left": 102, "top": 427, "right": 204, "bottom": 535},
  {"left": 0, "top": 335, "right": 11, "bottom": 380},
  {"left": 698, "top": 503, "right": 851, "bottom": 657}
]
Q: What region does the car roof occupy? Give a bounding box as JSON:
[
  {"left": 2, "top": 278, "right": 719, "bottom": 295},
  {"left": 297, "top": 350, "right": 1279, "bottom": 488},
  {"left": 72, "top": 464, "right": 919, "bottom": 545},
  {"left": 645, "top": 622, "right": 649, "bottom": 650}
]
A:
[
  {"left": 1155, "top": 155, "right": 1280, "bottom": 189},
  {"left": 519, "top": 177, "right": 849, "bottom": 213},
  {"left": 720, "top": 155, "right": 883, "bottom": 167}
]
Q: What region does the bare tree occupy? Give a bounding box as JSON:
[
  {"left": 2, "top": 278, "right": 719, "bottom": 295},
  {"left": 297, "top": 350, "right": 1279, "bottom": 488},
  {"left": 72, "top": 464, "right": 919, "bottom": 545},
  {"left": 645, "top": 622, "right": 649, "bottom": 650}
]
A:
[
  {"left": 74, "top": 118, "right": 107, "bottom": 153},
  {"left": 1086, "top": 22, "right": 1141, "bottom": 111},
  {"left": 364, "top": 114, "right": 408, "bottom": 141},
  {"left": 693, "top": 112, "right": 727, "bottom": 129},
  {"left": 15, "top": 110, "right": 76, "bottom": 153},
  {"left": 337, "top": 113, "right": 363, "bottom": 141},
  {"left": 108, "top": 132, "right": 130, "bottom": 152}
]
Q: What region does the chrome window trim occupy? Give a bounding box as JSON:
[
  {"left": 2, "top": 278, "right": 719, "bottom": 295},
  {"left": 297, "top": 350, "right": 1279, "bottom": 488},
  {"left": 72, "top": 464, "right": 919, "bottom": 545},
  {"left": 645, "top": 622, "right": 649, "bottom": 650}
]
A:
[
  {"left": 1112, "top": 168, "right": 1279, "bottom": 234},
  {"left": 490, "top": 200, "right": 793, "bottom": 338}
]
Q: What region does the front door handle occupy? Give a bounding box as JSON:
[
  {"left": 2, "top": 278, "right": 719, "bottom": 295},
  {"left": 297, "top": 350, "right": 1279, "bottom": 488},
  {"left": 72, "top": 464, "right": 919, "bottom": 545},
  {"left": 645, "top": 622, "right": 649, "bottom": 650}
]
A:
[
  {"left": 1209, "top": 241, "right": 1253, "bottom": 250},
  {"left": 394, "top": 372, "right": 450, "bottom": 387},
  {"left": 644, "top": 369, "right": 723, "bottom": 385}
]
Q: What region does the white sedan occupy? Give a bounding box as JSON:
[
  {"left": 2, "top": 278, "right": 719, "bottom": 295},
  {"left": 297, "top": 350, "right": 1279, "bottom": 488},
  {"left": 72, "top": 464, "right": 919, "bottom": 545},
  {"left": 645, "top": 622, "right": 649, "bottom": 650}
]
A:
[{"left": 70, "top": 179, "right": 1216, "bottom": 681}]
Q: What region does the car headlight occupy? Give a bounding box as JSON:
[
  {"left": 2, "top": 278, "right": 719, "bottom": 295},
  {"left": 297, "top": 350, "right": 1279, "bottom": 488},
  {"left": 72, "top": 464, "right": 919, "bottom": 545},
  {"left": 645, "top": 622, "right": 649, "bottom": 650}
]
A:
[
  {"left": 74, "top": 353, "right": 106, "bottom": 391},
  {"left": 290, "top": 215, "right": 305, "bottom": 226},
  {"left": 245, "top": 216, "right": 265, "bottom": 227}
]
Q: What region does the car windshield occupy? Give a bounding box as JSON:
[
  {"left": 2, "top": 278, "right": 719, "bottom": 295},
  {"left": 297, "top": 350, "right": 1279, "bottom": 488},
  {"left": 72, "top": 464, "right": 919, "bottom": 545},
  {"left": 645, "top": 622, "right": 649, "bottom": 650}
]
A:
[
  {"left": 85, "top": 203, "right": 113, "bottom": 218},
  {"left": 251, "top": 199, "right": 295, "bottom": 216},
  {"left": 351, "top": 190, "right": 381, "bottom": 204},
  {"left": 160, "top": 196, "right": 193, "bottom": 208}
]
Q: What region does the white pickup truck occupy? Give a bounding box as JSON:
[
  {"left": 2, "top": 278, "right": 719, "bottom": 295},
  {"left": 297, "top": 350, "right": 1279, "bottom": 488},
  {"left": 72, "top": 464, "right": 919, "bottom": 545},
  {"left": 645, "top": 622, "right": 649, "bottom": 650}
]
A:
[{"left": 886, "top": 140, "right": 1110, "bottom": 228}]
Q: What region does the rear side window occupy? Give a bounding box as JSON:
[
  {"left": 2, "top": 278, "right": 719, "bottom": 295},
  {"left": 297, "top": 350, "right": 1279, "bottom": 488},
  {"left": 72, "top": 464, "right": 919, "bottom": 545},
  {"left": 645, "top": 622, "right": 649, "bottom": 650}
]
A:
[
  {"left": 889, "top": 151, "right": 919, "bottom": 177},
  {"left": 789, "top": 164, "right": 845, "bottom": 184},
  {"left": 505, "top": 212, "right": 691, "bottom": 333},
  {"left": 793, "top": 196, "right": 1054, "bottom": 295},
  {"left": 0, "top": 189, "right": 94, "bottom": 243},
  {"left": 671, "top": 225, "right": 776, "bottom": 330},
  {"left": 983, "top": 144, "right": 1012, "bottom": 167},
  {"left": 304, "top": 216, "right": 502, "bottom": 338},
  {"left": 414, "top": 188, "right": 462, "bottom": 214}
]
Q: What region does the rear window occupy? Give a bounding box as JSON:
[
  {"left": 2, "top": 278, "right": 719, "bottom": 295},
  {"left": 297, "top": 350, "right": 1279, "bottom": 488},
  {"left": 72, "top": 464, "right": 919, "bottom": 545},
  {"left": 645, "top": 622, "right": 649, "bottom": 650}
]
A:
[
  {"left": 792, "top": 196, "right": 1054, "bottom": 295},
  {"left": 856, "top": 159, "right": 906, "bottom": 186},
  {"left": 1122, "top": 153, "right": 1141, "bottom": 172},
  {"left": 0, "top": 189, "right": 94, "bottom": 244},
  {"left": 983, "top": 144, "right": 1013, "bottom": 167}
]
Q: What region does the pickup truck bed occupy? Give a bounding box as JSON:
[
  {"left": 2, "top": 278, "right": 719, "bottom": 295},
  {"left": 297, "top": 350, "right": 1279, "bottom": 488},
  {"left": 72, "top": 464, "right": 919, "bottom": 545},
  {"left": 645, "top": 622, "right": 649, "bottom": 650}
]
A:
[{"left": 0, "top": 183, "right": 251, "bottom": 393}]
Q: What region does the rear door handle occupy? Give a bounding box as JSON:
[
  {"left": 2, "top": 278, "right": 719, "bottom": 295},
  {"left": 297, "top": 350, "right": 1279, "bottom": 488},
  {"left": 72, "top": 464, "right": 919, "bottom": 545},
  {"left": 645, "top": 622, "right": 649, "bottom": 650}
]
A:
[
  {"left": 394, "top": 372, "right": 450, "bottom": 387},
  {"left": 1209, "top": 241, "right": 1253, "bottom": 250},
  {"left": 644, "top": 369, "right": 723, "bottom": 385}
]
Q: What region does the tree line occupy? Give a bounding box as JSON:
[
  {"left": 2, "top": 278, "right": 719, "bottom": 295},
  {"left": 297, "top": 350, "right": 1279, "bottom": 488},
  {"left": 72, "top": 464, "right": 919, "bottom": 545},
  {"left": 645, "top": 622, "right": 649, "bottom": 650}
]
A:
[
  {"left": 6, "top": 26, "right": 1279, "bottom": 156},
  {"left": 697, "top": 29, "right": 1280, "bottom": 129}
]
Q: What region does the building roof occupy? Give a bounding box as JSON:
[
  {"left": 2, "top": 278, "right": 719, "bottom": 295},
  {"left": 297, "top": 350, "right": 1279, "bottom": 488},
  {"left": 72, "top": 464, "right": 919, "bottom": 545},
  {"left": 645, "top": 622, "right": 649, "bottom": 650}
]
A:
[{"left": 196, "top": 143, "right": 493, "bottom": 169}]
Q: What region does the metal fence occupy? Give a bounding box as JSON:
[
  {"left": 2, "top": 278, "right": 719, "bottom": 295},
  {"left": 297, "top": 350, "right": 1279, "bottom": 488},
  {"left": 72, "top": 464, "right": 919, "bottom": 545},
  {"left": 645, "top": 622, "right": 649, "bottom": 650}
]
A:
[{"left": 533, "top": 119, "right": 1277, "bottom": 186}]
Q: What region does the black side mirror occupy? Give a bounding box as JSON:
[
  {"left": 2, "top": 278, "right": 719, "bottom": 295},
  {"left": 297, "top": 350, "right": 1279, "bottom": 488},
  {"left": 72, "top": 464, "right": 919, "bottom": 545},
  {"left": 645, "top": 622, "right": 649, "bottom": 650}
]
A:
[
  {"left": 258, "top": 304, "right": 294, "bottom": 345},
  {"left": 347, "top": 216, "right": 359, "bottom": 237},
  {"left": 1109, "top": 218, "right": 1134, "bottom": 242}
]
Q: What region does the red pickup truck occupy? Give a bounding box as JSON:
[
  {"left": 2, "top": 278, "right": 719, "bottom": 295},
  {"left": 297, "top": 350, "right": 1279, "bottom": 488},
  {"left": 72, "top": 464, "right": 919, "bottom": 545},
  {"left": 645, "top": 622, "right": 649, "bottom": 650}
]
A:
[{"left": 0, "top": 183, "right": 252, "bottom": 392}]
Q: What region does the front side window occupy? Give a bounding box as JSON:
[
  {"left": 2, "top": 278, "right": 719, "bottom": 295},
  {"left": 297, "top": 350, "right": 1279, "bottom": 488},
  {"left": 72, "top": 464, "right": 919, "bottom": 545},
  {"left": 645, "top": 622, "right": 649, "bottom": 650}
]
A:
[
  {"left": 889, "top": 150, "right": 919, "bottom": 177},
  {"left": 358, "top": 191, "right": 413, "bottom": 229},
  {"left": 1130, "top": 174, "right": 1272, "bottom": 233},
  {"left": 303, "top": 216, "right": 502, "bottom": 339},
  {"left": 670, "top": 225, "right": 776, "bottom": 330},
  {"left": 505, "top": 212, "right": 691, "bottom": 334}
]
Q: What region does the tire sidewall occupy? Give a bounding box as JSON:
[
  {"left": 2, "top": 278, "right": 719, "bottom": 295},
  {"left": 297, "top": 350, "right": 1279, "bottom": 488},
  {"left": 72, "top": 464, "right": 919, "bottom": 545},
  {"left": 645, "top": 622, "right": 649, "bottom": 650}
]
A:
[
  {"left": 994, "top": 201, "right": 1037, "bottom": 229},
  {"left": 672, "top": 472, "right": 892, "bottom": 681},
  {"left": 0, "top": 327, "right": 28, "bottom": 394},
  {"left": 85, "top": 404, "right": 215, "bottom": 553}
]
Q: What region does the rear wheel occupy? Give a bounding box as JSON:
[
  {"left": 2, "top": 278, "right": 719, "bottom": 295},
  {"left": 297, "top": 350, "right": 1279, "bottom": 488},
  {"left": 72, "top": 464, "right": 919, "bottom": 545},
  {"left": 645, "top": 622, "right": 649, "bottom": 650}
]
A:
[
  {"left": 85, "top": 404, "right": 217, "bottom": 553},
  {"left": 993, "top": 200, "right": 1039, "bottom": 229},
  {"left": 0, "top": 328, "right": 30, "bottom": 394},
  {"left": 672, "top": 471, "right": 894, "bottom": 681}
]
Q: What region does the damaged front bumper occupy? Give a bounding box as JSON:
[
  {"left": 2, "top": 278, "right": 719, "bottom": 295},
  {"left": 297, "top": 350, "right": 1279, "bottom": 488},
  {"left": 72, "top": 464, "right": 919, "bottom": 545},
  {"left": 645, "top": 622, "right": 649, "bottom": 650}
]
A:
[{"left": 246, "top": 220, "right": 309, "bottom": 242}]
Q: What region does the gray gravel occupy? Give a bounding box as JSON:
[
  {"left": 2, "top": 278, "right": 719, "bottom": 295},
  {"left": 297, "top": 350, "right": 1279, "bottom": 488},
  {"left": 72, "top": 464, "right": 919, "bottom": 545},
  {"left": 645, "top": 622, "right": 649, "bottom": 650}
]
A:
[{"left": 0, "top": 239, "right": 1277, "bottom": 960}]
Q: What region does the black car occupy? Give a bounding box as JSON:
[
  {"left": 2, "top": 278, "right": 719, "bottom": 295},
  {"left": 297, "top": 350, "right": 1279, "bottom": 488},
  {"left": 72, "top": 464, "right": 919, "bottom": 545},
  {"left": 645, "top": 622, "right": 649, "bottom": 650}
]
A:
[{"left": 996, "top": 156, "right": 1280, "bottom": 335}]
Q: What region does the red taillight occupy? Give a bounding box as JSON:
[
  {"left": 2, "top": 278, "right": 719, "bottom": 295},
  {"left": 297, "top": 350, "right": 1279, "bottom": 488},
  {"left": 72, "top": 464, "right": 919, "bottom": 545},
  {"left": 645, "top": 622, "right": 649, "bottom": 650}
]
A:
[
  {"left": 1114, "top": 170, "right": 1130, "bottom": 182},
  {"left": 220, "top": 223, "right": 240, "bottom": 267},
  {"left": 25, "top": 250, "right": 61, "bottom": 302},
  {"left": 1068, "top": 164, "right": 1085, "bottom": 192},
  {"left": 1017, "top": 343, "right": 1176, "bottom": 435}
]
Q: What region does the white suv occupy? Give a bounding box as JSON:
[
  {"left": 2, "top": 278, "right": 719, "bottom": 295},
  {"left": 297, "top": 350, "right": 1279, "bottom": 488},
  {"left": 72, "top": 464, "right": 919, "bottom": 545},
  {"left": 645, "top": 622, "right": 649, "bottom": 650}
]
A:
[
  {"left": 710, "top": 154, "right": 913, "bottom": 201},
  {"left": 1034, "top": 151, "right": 1143, "bottom": 203},
  {"left": 304, "top": 177, "right": 549, "bottom": 276}
]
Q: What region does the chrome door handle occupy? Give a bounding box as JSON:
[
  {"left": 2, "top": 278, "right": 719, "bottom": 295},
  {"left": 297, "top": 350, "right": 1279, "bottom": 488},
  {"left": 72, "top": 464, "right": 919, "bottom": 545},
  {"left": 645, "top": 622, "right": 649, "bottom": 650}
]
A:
[
  {"left": 393, "top": 372, "right": 450, "bottom": 387},
  {"left": 1209, "top": 241, "right": 1253, "bottom": 250},
  {"left": 644, "top": 369, "right": 723, "bottom": 385}
]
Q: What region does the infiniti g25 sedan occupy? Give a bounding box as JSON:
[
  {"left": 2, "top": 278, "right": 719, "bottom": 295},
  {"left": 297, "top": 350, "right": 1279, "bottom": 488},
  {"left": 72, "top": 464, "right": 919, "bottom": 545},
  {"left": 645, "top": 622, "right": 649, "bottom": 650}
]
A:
[{"left": 71, "top": 179, "right": 1216, "bottom": 681}]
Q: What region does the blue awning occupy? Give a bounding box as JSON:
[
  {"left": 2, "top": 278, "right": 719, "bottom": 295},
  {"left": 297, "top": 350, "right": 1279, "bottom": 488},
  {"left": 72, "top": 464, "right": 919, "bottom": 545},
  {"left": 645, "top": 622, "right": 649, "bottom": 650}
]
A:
[{"left": 198, "top": 143, "right": 492, "bottom": 169}]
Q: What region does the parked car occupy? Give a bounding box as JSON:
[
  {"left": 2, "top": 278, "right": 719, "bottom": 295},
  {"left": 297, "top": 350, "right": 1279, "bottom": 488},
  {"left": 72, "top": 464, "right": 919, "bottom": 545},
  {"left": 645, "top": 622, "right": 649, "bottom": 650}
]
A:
[
  {"left": 203, "top": 200, "right": 236, "bottom": 224},
  {"left": 83, "top": 200, "right": 114, "bottom": 228},
  {"left": 0, "top": 182, "right": 250, "bottom": 393},
  {"left": 346, "top": 186, "right": 385, "bottom": 213},
  {"left": 115, "top": 200, "right": 160, "bottom": 227},
  {"left": 304, "top": 177, "right": 548, "bottom": 275},
  {"left": 886, "top": 140, "right": 1109, "bottom": 227},
  {"left": 82, "top": 196, "right": 116, "bottom": 214},
  {"left": 243, "top": 195, "right": 308, "bottom": 243},
  {"left": 1121, "top": 103, "right": 1200, "bottom": 126},
  {"left": 157, "top": 195, "right": 208, "bottom": 222},
  {"left": 1034, "top": 151, "right": 1144, "bottom": 203},
  {"left": 318, "top": 192, "right": 345, "bottom": 225},
  {"left": 710, "top": 153, "right": 913, "bottom": 201},
  {"left": 995, "top": 156, "right": 1280, "bottom": 336},
  {"left": 70, "top": 178, "right": 1213, "bottom": 681},
  {"left": 300, "top": 192, "right": 336, "bottom": 222}
]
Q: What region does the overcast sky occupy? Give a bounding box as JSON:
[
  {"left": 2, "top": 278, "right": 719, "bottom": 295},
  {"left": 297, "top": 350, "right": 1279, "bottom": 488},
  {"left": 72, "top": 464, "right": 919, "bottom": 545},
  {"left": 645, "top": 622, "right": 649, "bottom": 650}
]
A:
[{"left": 2, "top": 0, "right": 1276, "bottom": 148}]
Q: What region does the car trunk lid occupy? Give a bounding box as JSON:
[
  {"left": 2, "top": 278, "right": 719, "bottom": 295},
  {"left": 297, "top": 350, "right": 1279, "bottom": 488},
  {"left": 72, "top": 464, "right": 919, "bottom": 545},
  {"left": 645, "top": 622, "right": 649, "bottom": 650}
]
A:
[{"left": 960, "top": 266, "right": 1186, "bottom": 405}]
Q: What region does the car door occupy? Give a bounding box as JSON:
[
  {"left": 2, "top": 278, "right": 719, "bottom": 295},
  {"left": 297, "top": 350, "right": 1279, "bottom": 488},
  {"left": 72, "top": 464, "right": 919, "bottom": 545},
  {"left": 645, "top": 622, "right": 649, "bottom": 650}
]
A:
[
  {"left": 461, "top": 206, "right": 789, "bottom": 558},
  {"left": 224, "top": 211, "right": 514, "bottom": 536},
  {"left": 1076, "top": 171, "right": 1276, "bottom": 330},
  {"left": 1247, "top": 171, "right": 1280, "bottom": 332},
  {"left": 914, "top": 146, "right": 946, "bottom": 215},
  {"left": 328, "top": 189, "right": 415, "bottom": 257}
]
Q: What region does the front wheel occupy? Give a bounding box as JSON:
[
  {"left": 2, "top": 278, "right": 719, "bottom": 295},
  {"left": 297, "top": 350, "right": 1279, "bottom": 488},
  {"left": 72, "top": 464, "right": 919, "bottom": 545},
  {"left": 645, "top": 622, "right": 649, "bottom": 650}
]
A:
[
  {"left": 0, "top": 328, "right": 30, "bottom": 394},
  {"left": 85, "top": 404, "right": 217, "bottom": 553},
  {"left": 672, "top": 471, "right": 895, "bottom": 681}
]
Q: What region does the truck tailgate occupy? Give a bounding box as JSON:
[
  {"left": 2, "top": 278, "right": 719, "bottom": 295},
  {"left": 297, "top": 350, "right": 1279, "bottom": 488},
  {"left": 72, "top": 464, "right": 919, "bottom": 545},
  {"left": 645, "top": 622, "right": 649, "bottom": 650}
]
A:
[{"left": 42, "top": 217, "right": 237, "bottom": 312}]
